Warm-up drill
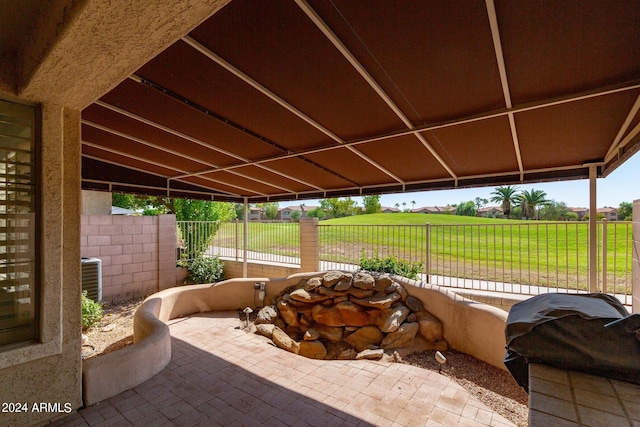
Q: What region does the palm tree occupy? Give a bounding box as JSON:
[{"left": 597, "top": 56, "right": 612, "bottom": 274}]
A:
[
  {"left": 474, "top": 197, "right": 488, "bottom": 211},
  {"left": 402, "top": 202, "right": 407, "bottom": 212},
  {"left": 394, "top": 203, "right": 400, "bottom": 210},
  {"left": 411, "top": 201, "right": 416, "bottom": 211},
  {"left": 490, "top": 185, "right": 519, "bottom": 218},
  {"left": 517, "top": 189, "right": 550, "bottom": 220}
]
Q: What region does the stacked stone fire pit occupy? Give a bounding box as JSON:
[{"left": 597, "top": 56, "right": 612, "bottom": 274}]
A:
[{"left": 254, "top": 271, "right": 447, "bottom": 361}]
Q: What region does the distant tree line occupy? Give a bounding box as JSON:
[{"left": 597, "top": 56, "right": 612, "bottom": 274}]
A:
[{"left": 113, "top": 188, "right": 634, "bottom": 223}]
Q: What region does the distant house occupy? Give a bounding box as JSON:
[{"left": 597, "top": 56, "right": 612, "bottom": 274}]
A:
[
  {"left": 381, "top": 206, "right": 400, "bottom": 213},
  {"left": 277, "top": 205, "right": 319, "bottom": 221},
  {"left": 248, "top": 207, "right": 264, "bottom": 221},
  {"left": 411, "top": 206, "right": 453, "bottom": 214},
  {"left": 568, "top": 207, "right": 588, "bottom": 220},
  {"left": 597, "top": 207, "right": 619, "bottom": 221},
  {"left": 110, "top": 206, "right": 140, "bottom": 215},
  {"left": 477, "top": 206, "right": 503, "bottom": 217}
]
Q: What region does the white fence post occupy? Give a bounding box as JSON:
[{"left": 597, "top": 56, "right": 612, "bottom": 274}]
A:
[{"left": 425, "top": 223, "right": 431, "bottom": 283}]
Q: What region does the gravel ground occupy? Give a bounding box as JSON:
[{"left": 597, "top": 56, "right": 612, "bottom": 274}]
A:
[
  {"left": 82, "top": 297, "right": 145, "bottom": 360},
  {"left": 83, "top": 303, "right": 529, "bottom": 426}
]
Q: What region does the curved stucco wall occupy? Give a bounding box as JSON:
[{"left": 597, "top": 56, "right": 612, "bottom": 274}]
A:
[
  {"left": 82, "top": 272, "right": 509, "bottom": 406},
  {"left": 396, "top": 277, "right": 509, "bottom": 370},
  {"left": 82, "top": 298, "right": 171, "bottom": 406}
]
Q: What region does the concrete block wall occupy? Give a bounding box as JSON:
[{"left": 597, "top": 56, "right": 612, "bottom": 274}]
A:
[{"left": 81, "top": 214, "right": 177, "bottom": 302}]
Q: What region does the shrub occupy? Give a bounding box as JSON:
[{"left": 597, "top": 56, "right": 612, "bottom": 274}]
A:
[
  {"left": 81, "top": 291, "right": 103, "bottom": 330},
  {"left": 289, "top": 210, "right": 301, "bottom": 221},
  {"left": 306, "top": 208, "right": 325, "bottom": 219},
  {"left": 184, "top": 256, "right": 224, "bottom": 284},
  {"left": 359, "top": 252, "right": 423, "bottom": 280}
]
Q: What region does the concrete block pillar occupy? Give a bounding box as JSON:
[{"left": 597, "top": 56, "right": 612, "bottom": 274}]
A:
[
  {"left": 300, "top": 218, "right": 320, "bottom": 272},
  {"left": 633, "top": 200, "right": 640, "bottom": 313},
  {"left": 158, "top": 214, "right": 178, "bottom": 291}
]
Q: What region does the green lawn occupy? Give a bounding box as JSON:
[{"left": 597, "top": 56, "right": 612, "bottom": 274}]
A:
[
  {"left": 209, "top": 214, "right": 632, "bottom": 294},
  {"left": 321, "top": 212, "right": 518, "bottom": 225},
  {"left": 321, "top": 214, "right": 632, "bottom": 293}
]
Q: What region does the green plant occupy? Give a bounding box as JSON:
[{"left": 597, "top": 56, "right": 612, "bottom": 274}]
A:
[
  {"left": 359, "top": 252, "right": 423, "bottom": 280},
  {"left": 178, "top": 221, "right": 221, "bottom": 262},
  {"left": 184, "top": 256, "right": 224, "bottom": 284},
  {"left": 289, "top": 210, "right": 301, "bottom": 221},
  {"left": 174, "top": 199, "right": 236, "bottom": 261},
  {"left": 81, "top": 291, "right": 103, "bottom": 330},
  {"left": 306, "top": 207, "right": 326, "bottom": 219}
]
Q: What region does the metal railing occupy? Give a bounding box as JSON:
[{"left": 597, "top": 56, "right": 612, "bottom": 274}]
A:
[
  {"left": 177, "top": 220, "right": 300, "bottom": 265},
  {"left": 177, "top": 220, "right": 633, "bottom": 305},
  {"left": 319, "top": 221, "right": 632, "bottom": 305},
  {"left": 429, "top": 222, "right": 632, "bottom": 303},
  {"left": 319, "top": 224, "right": 428, "bottom": 272}
]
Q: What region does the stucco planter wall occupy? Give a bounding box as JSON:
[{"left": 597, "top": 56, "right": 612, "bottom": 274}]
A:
[{"left": 81, "top": 272, "right": 508, "bottom": 406}]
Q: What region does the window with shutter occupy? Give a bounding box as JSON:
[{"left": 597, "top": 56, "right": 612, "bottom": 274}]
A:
[{"left": 0, "top": 99, "right": 38, "bottom": 347}]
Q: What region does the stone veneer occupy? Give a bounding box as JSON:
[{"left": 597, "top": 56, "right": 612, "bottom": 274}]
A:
[{"left": 255, "top": 271, "right": 447, "bottom": 361}]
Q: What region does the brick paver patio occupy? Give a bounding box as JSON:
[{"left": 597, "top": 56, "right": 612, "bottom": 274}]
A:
[{"left": 54, "top": 312, "right": 514, "bottom": 426}]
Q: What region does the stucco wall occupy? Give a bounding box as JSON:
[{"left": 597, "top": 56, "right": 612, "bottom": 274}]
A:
[
  {"left": 223, "top": 259, "right": 301, "bottom": 280},
  {"left": 81, "top": 215, "right": 177, "bottom": 302},
  {"left": 633, "top": 200, "right": 639, "bottom": 313},
  {"left": 80, "top": 270, "right": 510, "bottom": 407},
  {"left": 0, "top": 0, "right": 231, "bottom": 425},
  {"left": 81, "top": 190, "right": 111, "bottom": 215},
  {"left": 0, "top": 105, "right": 83, "bottom": 427}
]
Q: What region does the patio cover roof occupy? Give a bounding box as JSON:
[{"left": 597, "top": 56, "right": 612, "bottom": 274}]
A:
[{"left": 80, "top": 0, "right": 640, "bottom": 203}]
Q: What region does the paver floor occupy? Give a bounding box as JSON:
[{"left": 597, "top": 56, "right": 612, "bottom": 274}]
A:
[{"left": 55, "top": 312, "right": 514, "bottom": 426}]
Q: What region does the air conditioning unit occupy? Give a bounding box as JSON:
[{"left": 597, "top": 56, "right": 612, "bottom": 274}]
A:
[{"left": 81, "top": 257, "right": 102, "bottom": 302}]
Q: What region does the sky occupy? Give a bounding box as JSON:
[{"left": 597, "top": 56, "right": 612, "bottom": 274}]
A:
[{"left": 281, "top": 152, "right": 640, "bottom": 210}]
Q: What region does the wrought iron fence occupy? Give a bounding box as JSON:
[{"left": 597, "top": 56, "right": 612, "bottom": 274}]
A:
[
  {"left": 319, "top": 221, "right": 632, "bottom": 305},
  {"left": 177, "top": 220, "right": 633, "bottom": 305},
  {"left": 177, "top": 220, "right": 300, "bottom": 265},
  {"left": 428, "top": 222, "right": 632, "bottom": 304},
  {"left": 318, "top": 224, "right": 428, "bottom": 272}
]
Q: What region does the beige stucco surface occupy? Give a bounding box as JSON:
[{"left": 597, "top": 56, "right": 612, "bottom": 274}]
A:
[
  {"left": 81, "top": 272, "right": 509, "bottom": 407},
  {"left": 397, "top": 278, "right": 509, "bottom": 370},
  {"left": 81, "top": 190, "right": 111, "bottom": 215},
  {"left": 0, "top": 106, "right": 83, "bottom": 427},
  {"left": 0, "top": 1, "right": 230, "bottom": 425},
  {"left": 82, "top": 298, "right": 171, "bottom": 406},
  {"left": 18, "top": 0, "right": 230, "bottom": 109}
]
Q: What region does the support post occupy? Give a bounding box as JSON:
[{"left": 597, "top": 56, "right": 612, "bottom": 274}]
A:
[
  {"left": 425, "top": 223, "right": 431, "bottom": 284},
  {"left": 243, "top": 198, "right": 248, "bottom": 278},
  {"left": 589, "top": 165, "right": 598, "bottom": 293},
  {"left": 300, "top": 218, "right": 319, "bottom": 272},
  {"left": 632, "top": 200, "right": 640, "bottom": 313}
]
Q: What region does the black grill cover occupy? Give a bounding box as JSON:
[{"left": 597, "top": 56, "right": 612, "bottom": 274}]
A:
[{"left": 504, "top": 293, "right": 640, "bottom": 391}]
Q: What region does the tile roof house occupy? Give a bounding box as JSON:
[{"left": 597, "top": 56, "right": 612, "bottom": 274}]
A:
[
  {"left": 381, "top": 206, "right": 401, "bottom": 213},
  {"left": 277, "top": 205, "right": 319, "bottom": 221},
  {"left": 411, "top": 206, "right": 455, "bottom": 214},
  {"left": 477, "top": 206, "right": 503, "bottom": 217},
  {"left": 597, "top": 207, "right": 619, "bottom": 221}
]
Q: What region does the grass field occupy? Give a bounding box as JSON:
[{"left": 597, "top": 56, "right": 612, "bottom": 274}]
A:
[{"left": 209, "top": 214, "right": 633, "bottom": 294}]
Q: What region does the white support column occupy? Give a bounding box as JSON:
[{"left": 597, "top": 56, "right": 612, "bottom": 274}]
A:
[
  {"left": 243, "top": 198, "right": 248, "bottom": 278},
  {"left": 589, "top": 165, "right": 598, "bottom": 293}
]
